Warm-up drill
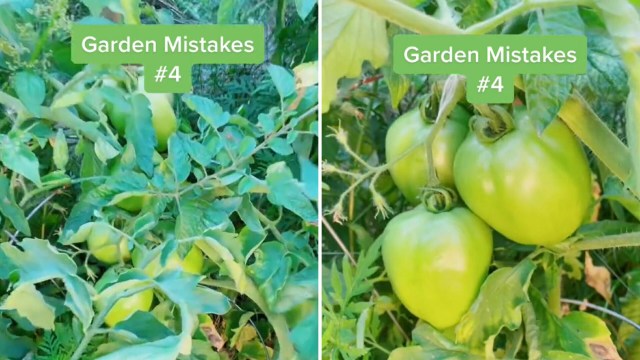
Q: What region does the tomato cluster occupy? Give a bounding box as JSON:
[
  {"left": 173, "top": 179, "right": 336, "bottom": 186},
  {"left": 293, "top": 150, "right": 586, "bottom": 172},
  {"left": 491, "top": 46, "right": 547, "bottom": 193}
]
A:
[{"left": 382, "top": 104, "right": 592, "bottom": 329}]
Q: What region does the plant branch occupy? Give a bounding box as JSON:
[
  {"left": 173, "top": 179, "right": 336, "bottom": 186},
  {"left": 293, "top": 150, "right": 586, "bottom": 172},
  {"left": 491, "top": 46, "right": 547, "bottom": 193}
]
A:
[
  {"left": 346, "top": 0, "right": 463, "bottom": 35},
  {"left": 558, "top": 232, "right": 640, "bottom": 252},
  {"left": 465, "top": 0, "right": 595, "bottom": 34}
]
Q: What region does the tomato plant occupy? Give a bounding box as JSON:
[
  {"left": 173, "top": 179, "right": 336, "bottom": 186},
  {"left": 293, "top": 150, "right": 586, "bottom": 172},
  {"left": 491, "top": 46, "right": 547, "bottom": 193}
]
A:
[
  {"left": 322, "top": 0, "right": 640, "bottom": 359},
  {"left": 0, "top": 0, "right": 319, "bottom": 359}
]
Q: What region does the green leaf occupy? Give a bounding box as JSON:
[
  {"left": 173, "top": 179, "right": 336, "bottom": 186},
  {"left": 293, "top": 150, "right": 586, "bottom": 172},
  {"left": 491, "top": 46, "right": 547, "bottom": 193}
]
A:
[
  {"left": 168, "top": 134, "right": 191, "bottom": 183},
  {"left": 13, "top": 71, "right": 45, "bottom": 116},
  {"left": 236, "top": 195, "right": 263, "bottom": 233},
  {"left": 290, "top": 310, "right": 318, "bottom": 359},
  {"left": 0, "top": 134, "right": 41, "bottom": 186},
  {"left": 114, "top": 311, "right": 175, "bottom": 341},
  {"left": 294, "top": 0, "right": 316, "bottom": 20},
  {"left": 217, "top": 0, "right": 235, "bottom": 24},
  {"left": 274, "top": 265, "right": 318, "bottom": 313},
  {"left": 0, "top": 283, "right": 55, "bottom": 330},
  {"left": 96, "top": 335, "right": 181, "bottom": 360},
  {"left": 0, "top": 318, "right": 34, "bottom": 359},
  {"left": 126, "top": 93, "right": 156, "bottom": 176},
  {"left": 0, "top": 238, "right": 77, "bottom": 284},
  {"left": 266, "top": 162, "right": 317, "bottom": 222},
  {"left": 388, "top": 346, "right": 482, "bottom": 360},
  {"left": 526, "top": 7, "right": 585, "bottom": 131},
  {"left": 94, "top": 137, "right": 120, "bottom": 163},
  {"left": 63, "top": 172, "right": 149, "bottom": 233},
  {"left": 248, "top": 242, "right": 290, "bottom": 309},
  {"left": 457, "top": 0, "right": 496, "bottom": 29},
  {"left": 559, "top": 312, "right": 622, "bottom": 359},
  {"left": 182, "top": 94, "right": 230, "bottom": 128},
  {"left": 175, "top": 197, "right": 231, "bottom": 239},
  {"left": 602, "top": 177, "right": 640, "bottom": 220},
  {"left": 322, "top": 0, "right": 389, "bottom": 112},
  {"left": 619, "top": 270, "right": 640, "bottom": 359},
  {"left": 52, "top": 129, "right": 69, "bottom": 170},
  {"left": 0, "top": 175, "right": 30, "bottom": 235},
  {"left": 269, "top": 137, "right": 294, "bottom": 155},
  {"left": 268, "top": 64, "right": 296, "bottom": 99},
  {"left": 62, "top": 275, "right": 94, "bottom": 331},
  {"left": 382, "top": 65, "right": 410, "bottom": 109},
  {"left": 456, "top": 259, "right": 536, "bottom": 349}
]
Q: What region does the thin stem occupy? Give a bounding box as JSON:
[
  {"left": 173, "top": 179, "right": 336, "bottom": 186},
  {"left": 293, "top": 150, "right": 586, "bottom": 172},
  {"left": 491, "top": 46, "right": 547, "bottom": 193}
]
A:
[
  {"left": 346, "top": 0, "right": 463, "bottom": 35},
  {"left": 561, "top": 298, "right": 640, "bottom": 330},
  {"left": 560, "top": 232, "right": 640, "bottom": 252},
  {"left": 465, "top": 0, "right": 595, "bottom": 34}
]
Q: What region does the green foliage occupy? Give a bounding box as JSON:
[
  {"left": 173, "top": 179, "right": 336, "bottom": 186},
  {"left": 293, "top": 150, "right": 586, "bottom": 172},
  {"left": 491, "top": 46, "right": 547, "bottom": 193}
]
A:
[
  {"left": 0, "top": 0, "right": 318, "bottom": 359},
  {"left": 322, "top": 0, "right": 640, "bottom": 359}
]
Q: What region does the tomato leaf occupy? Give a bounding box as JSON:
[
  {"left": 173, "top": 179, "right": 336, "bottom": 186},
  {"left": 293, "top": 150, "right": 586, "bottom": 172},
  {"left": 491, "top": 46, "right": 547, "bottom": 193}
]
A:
[
  {"left": 125, "top": 94, "right": 156, "bottom": 177},
  {"left": 0, "top": 318, "right": 34, "bottom": 359},
  {"left": 266, "top": 161, "right": 317, "bottom": 222},
  {"left": 0, "top": 134, "right": 41, "bottom": 186},
  {"left": 182, "top": 94, "right": 230, "bottom": 129},
  {"left": 52, "top": 129, "right": 69, "bottom": 171},
  {"left": 456, "top": 259, "right": 536, "bottom": 349},
  {"left": 0, "top": 283, "right": 55, "bottom": 330},
  {"left": 388, "top": 346, "right": 482, "bottom": 359},
  {"left": 113, "top": 311, "right": 175, "bottom": 341},
  {"left": 525, "top": 7, "right": 585, "bottom": 132},
  {"left": 619, "top": 270, "right": 640, "bottom": 359},
  {"left": 13, "top": 71, "right": 45, "bottom": 116},
  {"left": 95, "top": 335, "right": 181, "bottom": 360},
  {"left": 247, "top": 242, "right": 291, "bottom": 309},
  {"left": 294, "top": 0, "right": 316, "bottom": 20},
  {"left": 290, "top": 310, "right": 319, "bottom": 359},
  {"left": 268, "top": 64, "right": 296, "bottom": 99},
  {"left": 559, "top": 312, "right": 622, "bottom": 359},
  {"left": 0, "top": 175, "right": 30, "bottom": 236},
  {"left": 322, "top": 0, "right": 389, "bottom": 112}
]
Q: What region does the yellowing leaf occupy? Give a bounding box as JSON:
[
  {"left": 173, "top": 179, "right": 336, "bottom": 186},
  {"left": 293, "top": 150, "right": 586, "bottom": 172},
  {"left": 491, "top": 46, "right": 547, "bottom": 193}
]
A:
[
  {"left": 322, "top": 0, "right": 389, "bottom": 112},
  {"left": 584, "top": 252, "right": 612, "bottom": 303},
  {"left": 560, "top": 312, "right": 622, "bottom": 360},
  {"left": 294, "top": 62, "right": 318, "bottom": 89},
  {"left": 0, "top": 283, "right": 55, "bottom": 330}
]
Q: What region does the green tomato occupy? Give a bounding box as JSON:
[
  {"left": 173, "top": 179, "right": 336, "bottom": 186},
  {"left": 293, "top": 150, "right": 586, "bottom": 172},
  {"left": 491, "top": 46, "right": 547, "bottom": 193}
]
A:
[
  {"left": 133, "top": 246, "right": 205, "bottom": 276},
  {"left": 86, "top": 223, "right": 130, "bottom": 264},
  {"left": 453, "top": 109, "right": 592, "bottom": 246},
  {"left": 386, "top": 106, "right": 469, "bottom": 204},
  {"left": 381, "top": 205, "right": 493, "bottom": 329},
  {"left": 137, "top": 77, "right": 177, "bottom": 152},
  {"left": 102, "top": 289, "right": 154, "bottom": 327},
  {"left": 108, "top": 163, "right": 150, "bottom": 213},
  {"left": 101, "top": 78, "right": 129, "bottom": 136}
]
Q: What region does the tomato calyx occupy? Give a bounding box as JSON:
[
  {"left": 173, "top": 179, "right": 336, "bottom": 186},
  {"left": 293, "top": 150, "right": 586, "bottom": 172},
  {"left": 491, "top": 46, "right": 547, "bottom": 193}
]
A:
[
  {"left": 420, "top": 186, "right": 458, "bottom": 213},
  {"left": 419, "top": 96, "right": 438, "bottom": 123},
  {"left": 470, "top": 106, "right": 514, "bottom": 143}
]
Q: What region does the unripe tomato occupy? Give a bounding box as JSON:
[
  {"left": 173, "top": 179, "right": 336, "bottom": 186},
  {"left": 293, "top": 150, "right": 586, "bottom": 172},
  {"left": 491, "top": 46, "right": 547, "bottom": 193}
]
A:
[
  {"left": 102, "top": 289, "right": 154, "bottom": 327},
  {"left": 386, "top": 106, "right": 469, "bottom": 204},
  {"left": 137, "top": 77, "right": 177, "bottom": 152},
  {"left": 101, "top": 78, "right": 128, "bottom": 136},
  {"left": 108, "top": 160, "right": 149, "bottom": 213},
  {"left": 86, "top": 223, "right": 130, "bottom": 264},
  {"left": 133, "top": 246, "right": 204, "bottom": 276},
  {"left": 381, "top": 205, "right": 493, "bottom": 329},
  {"left": 453, "top": 109, "right": 592, "bottom": 246}
]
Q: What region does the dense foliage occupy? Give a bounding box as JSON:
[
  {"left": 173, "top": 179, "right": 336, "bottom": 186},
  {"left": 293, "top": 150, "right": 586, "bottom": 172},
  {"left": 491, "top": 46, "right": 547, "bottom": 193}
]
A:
[
  {"left": 322, "top": 0, "right": 640, "bottom": 359},
  {"left": 0, "top": 0, "right": 318, "bottom": 359}
]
